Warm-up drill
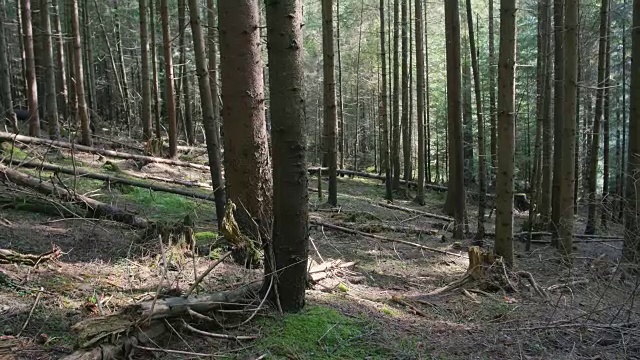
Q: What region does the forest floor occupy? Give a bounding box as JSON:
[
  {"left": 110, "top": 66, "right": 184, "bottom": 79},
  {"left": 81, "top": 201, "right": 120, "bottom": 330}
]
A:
[{"left": 0, "top": 137, "right": 638, "bottom": 359}]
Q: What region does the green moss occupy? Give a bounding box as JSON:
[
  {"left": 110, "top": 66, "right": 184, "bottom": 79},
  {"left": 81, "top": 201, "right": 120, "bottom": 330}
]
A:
[
  {"left": 254, "top": 306, "right": 390, "bottom": 359},
  {"left": 0, "top": 142, "right": 29, "bottom": 159},
  {"left": 195, "top": 231, "right": 218, "bottom": 244},
  {"left": 121, "top": 187, "right": 213, "bottom": 220}
]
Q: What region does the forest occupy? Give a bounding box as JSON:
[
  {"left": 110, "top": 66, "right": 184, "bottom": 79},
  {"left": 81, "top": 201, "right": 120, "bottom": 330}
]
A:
[{"left": 0, "top": 0, "right": 638, "bottom": 358}]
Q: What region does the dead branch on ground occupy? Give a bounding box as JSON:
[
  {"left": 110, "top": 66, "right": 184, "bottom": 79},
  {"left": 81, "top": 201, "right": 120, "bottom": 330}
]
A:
[{"left": 0, "top": 247, "right": 61, "bottom": 266}]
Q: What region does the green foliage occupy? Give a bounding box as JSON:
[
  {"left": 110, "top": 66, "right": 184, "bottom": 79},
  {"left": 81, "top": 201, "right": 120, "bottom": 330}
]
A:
[
  {"left": 121, "top": 187, "right": 212, "bottom": 221},
  {"left": 254, "top": 306, "right": 391, "bottom": 360},
  {"left": 194, "top": 231, "right": 218, "bottom": 244}
]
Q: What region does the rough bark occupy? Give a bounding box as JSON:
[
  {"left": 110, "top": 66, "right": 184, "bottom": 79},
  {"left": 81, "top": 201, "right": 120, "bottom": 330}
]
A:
[
  {"left": 443, "top": 0, "right": 465, "bottom": 239},
  {"left": 21, "top": 0, "right": 40, "bottom": 137},
  {"left": 601, "top": 19, "right": 612, "bottom": 229},
  {"left": 462, "top": 44, "right": 474, "bottom": 185},
  {"left": 488, "top": 0, "right": 497, "bottom": 170},
  {"left": 495, "top": 0, "right": 517, "bottom": 266},
  {"left": 264, "top": 0, "right": 309, "bottom": 312},
  {"left": 539, "top": 0, "right": 553, "bottom": 225},
  {"left": 187, "top": 0, "right": 226, "bottom": 228},
  {"left": 70, "top": 0, "right": 90, "bottom": 145},
  {"left": 149, "top": 0, "right": 161, "bottom": 140},
  {"left": 413, "top": 0, "right": 425, "bottom": 205},
  {"left": 160, "top": 0, "right": 178, "bottom": 157},
  {"left": 337, "top": 0, "right": 345, "bottom": 170},
  {"left": 585, "top": 0, "right": 610, "bottom": 235},
  {"left": 41, "top": 0, "right": 60, "bottom": 140},
  {"left": 51, "top": 0, "right": 68, "bottom": 123},
  {"left": 178, "top": 0, "right": 194, "bottom": 145},
  {"left": 379, "top": 0, "right": 392, "bottom": 201},
  {"left": 218, "top": 0, "right": 273, "bottom": 247},
  {"left": 401, "top": 0, "right": 410, "bottom": 181},
  {"left": 391, "top": 0, "right": 401, "bottom": 190},
  {"left": 0, "top": 6, "right": 18, "bottom": 133},
  {"left": 322, "top": 0, "right": 338, "bottom": 206},
  {"left": 550, "top": 0, "right": 565, "bottom": 239},
  {"left": 113, "top": 2, "right": 130, "bottom": 133},
  {"left": 139, "top": 0, "right": 152, "bottom": 141}
]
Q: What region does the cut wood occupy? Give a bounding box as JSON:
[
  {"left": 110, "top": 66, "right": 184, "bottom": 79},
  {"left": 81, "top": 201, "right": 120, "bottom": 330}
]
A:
[
  {"left": 307, "top": 259, "right": 357, "bottom": 283},
  {"left": 376, "top": 202, "right": 454, "bottom": 222},
  {"left": 310, "top": 219, "right": 465, "bottom": 258},
  {"left": 3, "top": 158, "right": 215, "bottom": 201},
  {"left": 0, "top": 247, "right": 61, "bottom": 266},
  {"left": 0, "top": 131, "right": 209, "bottom": 171},
  {"left": 0, "top": 163, "right": 149, "bottom": 228}
]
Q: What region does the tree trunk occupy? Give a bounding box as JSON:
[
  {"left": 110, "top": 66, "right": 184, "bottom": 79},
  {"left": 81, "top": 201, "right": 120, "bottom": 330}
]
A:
[
  {"left": 187, "top": 0, "right": 225, "bottom": 228},
  {"left": 585, "top": 0, "right": 610, "bottom": 235},
  {"left": 443, "top": 0, "right": 465, "bottom": 239},
  {"left": 322, "top": 0, "right": 338, "bottom": 206},
  {"left": 495, "top": 0, "right": 517, "bottom": 266},
  {"left": 21, "top": 0, "right": 40, "bottom": 137},
  {"left": 139, "top": 0, "right": 152, "bottom": 141},
  {"left": 401, "top": 0, "right": 410, "bottom": 181},
  {"left": 41, "top": 0, "right": 60, "bottom": 140},
  {"left": 623, "top": 0, "right": 639, "bottom": 262},
  {"left": 206, "top": 0, "right": 222, "bottom": 166},
  {"left": 379, "top": 0, "right": 392, "bottom": 201},
  {"left": 218, "top": 0, "right": 273, "bottom": 259},
  {"left": 0, "top": 5, "right": 18, "bottom": 133},
  {"left": 391, "top": 0, "right": 401, "bottom": 190},
  {"left": 466, "top": 0, "right": 487, "bottom": 239},
  {"left": 550, "top": 0, "right": 565, "bottom": 239},
  {"left": 539, "top": 0, "right": 553, "bottom": 225},
  {"left": 160, "top": 0, "right": 177, "bottom": 157},
  {"left": 462, "top": 41, "right": 474, "bottom": 185},
  {"left": 150, "top": 0, "right": 161, "bottom": 140},
  {"left": 264, "top": 0, "right": 309, "bottom": 312},
  {"left": 353, "top": 0, "right": 364, "bottom": 172},
  {"left": 51, "top": 0, "right": 68, "bottom": 124},
  {"left": 488, "top": 0, "right": 497, "bottom": 170},
  {"left": 424, "top": 3, "right": 431, "bottom": 183},
  {"left": 82, "top": 0, "right": 95, "bottom": 122},
  {"left": 337, "top": 0, "right": 345, "bottom": 171},
  {"left": 413, "top": 0, "right": 425, "bottom": 205},
  {"left": 70, "top": 0, "right": 90, "bottom": 145},
  {"left": 600, "top": 16, "right": 612, "bottom": 229},
  {"left": 113, "top": 1, "right": 130, "bottom": 133},
  {"left": 559, "top": 0, "right": 579, "bottom": 258}
]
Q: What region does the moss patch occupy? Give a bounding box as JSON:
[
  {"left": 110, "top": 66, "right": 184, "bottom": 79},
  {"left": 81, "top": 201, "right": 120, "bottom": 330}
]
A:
[
  {"left": 121, "top": 187, "right": 213, "bottom": 221},
  {"left": 254, "top": 306, "right": 391, "bottom": 359},
  {"left": 194, "top": 231, "right": 218, "bottom": 244}
]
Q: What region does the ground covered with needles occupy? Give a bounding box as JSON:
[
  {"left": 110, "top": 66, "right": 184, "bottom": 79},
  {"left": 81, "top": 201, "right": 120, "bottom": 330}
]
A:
[{"left": 0, "top": 138, "right": 638, "bottom": 360}]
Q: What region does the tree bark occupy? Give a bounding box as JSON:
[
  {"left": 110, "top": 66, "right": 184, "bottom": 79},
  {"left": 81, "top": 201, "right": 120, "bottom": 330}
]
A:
[
  {"left": 70, "top": 0, "right": 91, "bottom": 145},
  {"left": 41, "top": 0, "right": 60, "bottom": 140},
  {"left": 322, "top": 0, "right": 338, "bottom": 206},
  {"left": 218, "top": 0, "right": 273, "bottom": 252},
  {"left": 379, "top": 0, "right": 392, "bottom": 201},
  {"left": 539, "top": 0, "right": 553, "bottom": 225},
  {"left": 206, "top": 0, "right": 222, "bottom": 170},
  {"left": 0, "top": 5, "right": 18, "bottom": 133},
  {"left": 160, "top": 0, "right": 178, "bottom": 157},
  {"left": 264, "top": 0, "right": 309, "bottom": 312},
  {"left": 462, "top": 42, "right": 474, "bottom": 185},
  {"left": 21, "top": 0, "right": 40, "bottom": 137},
  {"left": 401, "top": 0, "right": 410, "bottom": 181},
  {"left": 600, "top": 16, "right": 611, "bottom": 229},
  {"left": 113, "top": 1, "right": 130, "bottom": 133},
  {"left": 139, "top": 0, "right": 152, "bottom": 141},
  {"left": 443, "top": 0, "right": 465, "bottom": 239},
  {"left": 495, "top": 0, "right": 517, "bottom": 266},
  {"left": 51, "top": 0, "right": 68, "bottom": 123},
  {"left": 391, "top": 0, "right": 401, "bottom": 190},
  {"left": 488, "top": 0, "right": 497, "bottom": 170},
  {"left": 413, "top": 0, "right": 425, "bottom": 205},
  {"left": 178, "top": 0, "right": 194, "bottom": 145},
  {"left": 550, "top": 0, "right": 565, "bottom": 239},
  {"left": 337, "top": 0, "right": 345, "bottom": 171},
  {"left": 150, "top": 0, "right": 161, "bottom": 140},
  {"left": 187, "top": 0, "right": 226, "bottom": 228}
]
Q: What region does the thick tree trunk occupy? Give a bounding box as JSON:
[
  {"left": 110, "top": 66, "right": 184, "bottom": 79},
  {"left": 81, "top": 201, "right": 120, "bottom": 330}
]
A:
[
  {"left": 601, "top": 19, "right": 612, "bottom": 229},
  {"left": 623, "top": 0, "right": 639, "bottom": 261},
  {"left": 559, "top": 0, "right": 579, "bottom": 258},
  {"left": 337, "top": 0, "right": 345, "bottom": 171},
  {"left": 495, "top": 0, "right": 517, "bottom": 266},
  {"left": 550, "top": 0, "right": 565, "bottom": 239},
  {"left": 322, "top": 0, "right": 338, "bottom": 206},
  {"left": 160, "top": 0, "right": 177, "bottom": 157},
  {"left": 21, "top": 0, "right": 40, "bottom": 137},
  {"left": 113, "top": 2, "right": 130, "bottom": 133},
  {"left": 0, "top": 6, "right": 18, "bottom": 133},
  {"left": 539, "top": 0, "right": 553, "bottom": 225},
  {"left": 218, "top": 0, "right": 273, "bottom": 254},
  {"left": 206, "top": 0, "right": 222, "bottom": 168},
  {"left": 585, "top": 0, "right": 610, "bottom": 235},
  {"left": 70, "top": 0, "right": 91, "bottom": 145},
  {"left": 443, "top": 0, "right": 465, "bottom": 239},
  {"left": 462, "top": 45, "right": 474, "bottom": 185},
  {"left": 187, "top": 0, "right": 226, "bottom": 228},
  {"left": 178, "top": 0, "right": 194, "bottom": 145},
  {"left": 413, "top": 0, "right": 425, "bottom": 205},
  {"left": 139, "top": 0, "right": 152, "bottom": 141},
  {"left": 379, "top": 0, "right": 392, "bottom": 201},
  {"left": 41, "top": 0, "right": 60, "bottom": 140},
  {"left": 264, "top": 0, "right": 309, "bottom": 312}
]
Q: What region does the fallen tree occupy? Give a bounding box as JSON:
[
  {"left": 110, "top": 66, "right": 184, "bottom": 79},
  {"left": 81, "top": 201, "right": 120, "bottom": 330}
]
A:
[
  {"left": 0, "top": 163, "right": 149, "bottom": 228},
  {"left": 376, "top": 202, "right": 454, "bottom": 222},
  {"left": 0, "top": 247, "right": 61, "bottom": 266},
  {"left": 0, "top": 131, "right": 209, "bottom": 171},
  {"left": 3, "top": 158, "right": 215, "bottom": 202}
]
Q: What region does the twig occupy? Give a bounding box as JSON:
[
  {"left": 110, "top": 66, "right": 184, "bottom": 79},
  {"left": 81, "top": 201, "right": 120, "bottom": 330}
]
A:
[
  {"left": 18, "top": 287, "right": 43, "bottom": 336},
  {"left": 134, "top": 345, "right": 217, "bottom": 357},
  {"left": 503, "top": 321, "right": 639, "bottom": 332},
  {"left": 546, "top": 279, "right": 589, "bottom": 292},
  {"left": 181, "top": 320, "right": 258, "bottom": 340},
  {"left": 516, "top": 271, "right": 549, "bottom": 300},
  {"left": 425, "top": 273, "right": 472, "bottom": 296},
  {"left": 184, "top": 251, "right": 232, "bottom": 297}
]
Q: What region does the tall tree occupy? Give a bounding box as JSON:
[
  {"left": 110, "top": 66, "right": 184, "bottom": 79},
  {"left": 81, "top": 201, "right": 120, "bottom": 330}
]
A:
[
  {"left": 391, "top": 0, "right": 401, "bottom": 189},
  {"left": 488, "top": 0, "right": 497, "bottom": 170},
  {"left": 495, "top": 0, "right": 517, "bottom": 266},
  {"left": 462, "top": 42, "right": 474, "bottom": 185},
  {"left": 414, "top": 0, "right": 425, "bottom": 204},
  {"left": 550, "top": 0, "right": 565, "bottom": 239},
  {"left": 559, "top": 0, "right": 578, "bottom": 257},
  {"left": 623, "top": 0, "right": 639, "bottom": 261},
  {"left": 206, "top": 0, "right": 222, "bottom": 161},
  {"left": 178, "top": 0, "right": 194, "bottom": 145},
  {"left": 585, "top": 0, "right": 610, "bottom": 235},
  {"left": 0, "top": 5, "right": 18, "bottom": 133},
  {"left": 51, "top": 0, "right": 67, "bottom": 123},
  {"left": 40, "top": 0, "right": 60, "bottom": 139},
  {"left": 160, "top": 0, "right": 177, "bottom": 157},
  {"left": 264, "top": 0, "right": 309, "bottom": 312},
  {"left": 218, "top": 0, "right": 273, "bottom": 259},
  {"left": 187, "top": 0, "right": 225, "bottom": 229},
  {"left": 380, "top": 0, "right": 392, "bottom": 200},
  {"left": 601, "top": 16, "right": 612, "bottom": 229},
  {"left": 443, "top": 0, "right": 465, "bottom": 239},
  {"left": 401, "top": 0, "right": 410, "bottom": 181},
  {"left": 466, "top": 0, "right": 487, "bottom": 239},
  {"left": 149, "top": 0, "right": 161, "bottom": 139},
  {"left": 139, "top": 0, "right": 152, "bottom": 141},
  {"left": 322, "top": 0, "right": 338, "bottom": 206},
  {"left": 21, "top": 0, "right": 40, "bottom": 137},
  {"left": 539, "top": 0, "right": 553, "bottom": 226},
  {"left": 70, "top": 0, "right": 90, "bottom": 145},
  {"left": 337, "top": 0, "right": 345, "bottom": 170}
]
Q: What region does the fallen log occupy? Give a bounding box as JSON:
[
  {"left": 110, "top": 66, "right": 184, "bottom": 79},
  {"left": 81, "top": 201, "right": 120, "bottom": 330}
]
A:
[
  {"left": 0, "top": 247, "right": 61, "bottom": 266},
  {"left": 0, "top": 131, "right": 209, "bottom": 171},
  {"left": 376, "top": 202, "right": 454, "bottom": 222},
  {"left": 505, "top": 231, "right": 624, "bottom": 243},
  {"left": 0, "top": 163, "right": 149, "bottom": 228},
  {"left": 0, "top": 193, "right": 81, "bottom": 217},
  {"left": 309, "top": 218, "right": 465, "bottom": 258},
  {"left": 347, "top": 222, "right": 438, "bottom": 235},
  {"left": 122, "top": 170, "right": 211, "bottom": 189},
  {"left": 3, "top": 158, "right": 215, "bottom": 201}
]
